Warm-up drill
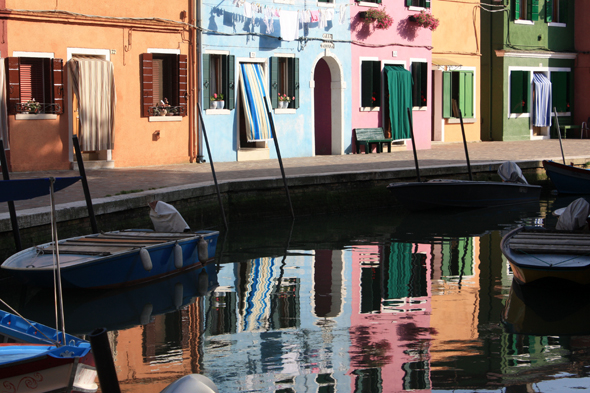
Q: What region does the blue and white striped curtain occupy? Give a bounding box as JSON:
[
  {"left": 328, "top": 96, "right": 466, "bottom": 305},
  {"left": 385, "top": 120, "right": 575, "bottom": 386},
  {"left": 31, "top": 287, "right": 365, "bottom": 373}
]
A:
[
  {"left": 240, "top": 257, "right": 280, "bottom": 332},
  {"left": 239, "top": 63, "right": 272, "bottom": 141},
  {"left": 533, "top": 73, "right": 552, "bottom": 127}
]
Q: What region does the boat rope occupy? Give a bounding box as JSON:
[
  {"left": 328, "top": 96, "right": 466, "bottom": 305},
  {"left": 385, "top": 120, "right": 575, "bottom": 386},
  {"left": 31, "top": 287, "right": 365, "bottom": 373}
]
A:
[
  {"left": 0, "top": 297, "right": 59, "bottom": 345},
  {"left": 49, "top": 178, "right": 67, "bottom": 345}
]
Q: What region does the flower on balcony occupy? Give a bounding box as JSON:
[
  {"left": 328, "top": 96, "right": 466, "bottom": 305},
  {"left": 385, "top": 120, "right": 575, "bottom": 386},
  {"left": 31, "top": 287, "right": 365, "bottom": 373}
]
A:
[
  {"left": 361, "top": 7, "right": 393, "bottom": 30},
  {"left": 278, "top": 94, "right": 292, "bottom": 102},
  {"left": 23, "top": 98, "right": 41, "bottom": 113},
  {"left": 409, "top": 10, "right": 440, "bottom": 31},
  {"left": 210, "top": 93, "right": 224, "bottom": 101}
]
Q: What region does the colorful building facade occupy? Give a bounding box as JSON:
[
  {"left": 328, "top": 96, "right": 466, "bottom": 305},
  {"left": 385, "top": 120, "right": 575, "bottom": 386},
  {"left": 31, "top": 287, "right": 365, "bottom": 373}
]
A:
[
  {"left": 481, "top": 0, "right": 576, "bottom": 141},
  {"left": 0, "top": 1, "right": 201, "bottom": 172}
]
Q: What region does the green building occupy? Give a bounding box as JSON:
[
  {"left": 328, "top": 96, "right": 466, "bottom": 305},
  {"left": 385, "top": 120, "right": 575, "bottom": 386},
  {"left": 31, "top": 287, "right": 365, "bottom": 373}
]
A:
[{"left": 481, "top": 0, "right": 576, "bottom": 141}]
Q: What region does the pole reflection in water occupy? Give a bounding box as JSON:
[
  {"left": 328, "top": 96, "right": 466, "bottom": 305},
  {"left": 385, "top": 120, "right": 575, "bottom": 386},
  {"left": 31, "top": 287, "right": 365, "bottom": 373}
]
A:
[{"left": 9, "top": 200, "right": 590, "bottom": 392}]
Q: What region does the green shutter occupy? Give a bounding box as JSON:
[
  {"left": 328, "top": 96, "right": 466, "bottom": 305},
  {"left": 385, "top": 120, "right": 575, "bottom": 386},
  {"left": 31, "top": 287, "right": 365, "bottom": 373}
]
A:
[
  {"left": 202, "top": 54, "right": 210, "bottom": 110},
  {"left": 551, "top": 72, "right": 567, "bottom": 112},
  {"left": 292, "top": 57, "right": 299, "bottom": 109},
  {"left": 462, "top": 71, "right": 474, "bottom": 118},
  {"left": 406, "top": 0, "right": 412, "bottom": 7},
  {"left": 524, "top": 71, "right": 530, "bottom": 113},
  {"left": 361, "top": 61, "right": 374, "bottom": 107},
  {"left": 226, "top": 55, "right": 235, "bottom": 110},
  {"left": 531, "top": 0, "right": 538, "bottom": 21},
  {"left": 559, "top": 0, "right": 568, "bottom": 24},
  {"left": 510, "top": 71, "right": 523, "bottom": 114},
  {"left": 424, "top": 0, "right": 431, "bottom": 8},
  {"left": 442, "top": 71, "right": 451, "bottom": 118},
  {"left": 514, "top": 0, "right": 520, "bottom": 20},
  {"left": 411, "top": 63, "right": 420, "bottom": 107},
  {"left": 546, "top": 0, "right": 553, "bottom": 22},
  {"left": 420, "top": 62, "right": 427, "bottom": 106},
  {"left": 373, "top": 61, "right": 381, "bottom": 107},
  {"left": 270, "top": 57, "right": 279, "bottom": 109}
]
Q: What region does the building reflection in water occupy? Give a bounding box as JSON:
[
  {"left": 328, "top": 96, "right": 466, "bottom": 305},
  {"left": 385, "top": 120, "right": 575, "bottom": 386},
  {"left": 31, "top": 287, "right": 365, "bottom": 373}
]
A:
[{"left": 105, "top": 233, "right": 590, "bottom": 392}]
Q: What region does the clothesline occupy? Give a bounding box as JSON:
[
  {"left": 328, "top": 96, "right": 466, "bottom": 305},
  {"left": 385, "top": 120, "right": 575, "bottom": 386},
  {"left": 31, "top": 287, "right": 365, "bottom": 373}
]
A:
[{"left": 231, "top": 0, "right": 349, "bottom": 40}]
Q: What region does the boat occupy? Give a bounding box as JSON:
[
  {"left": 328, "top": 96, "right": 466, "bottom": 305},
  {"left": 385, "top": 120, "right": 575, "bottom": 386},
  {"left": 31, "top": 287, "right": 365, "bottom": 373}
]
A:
[
  {"left": 1, "top": 229, "right": 219, "bottom": 289},
  {"left": 543, "top": 159, "right": 590, "bottom": 194},
  {"left": 501, "top": 225, "right": 590, "bottom": 285},
  {"left": 0, "top": 309, "right": 97, "bottom": 393},
  {"left": 387, "top": 177, "right": 542, "bottom": 210}
]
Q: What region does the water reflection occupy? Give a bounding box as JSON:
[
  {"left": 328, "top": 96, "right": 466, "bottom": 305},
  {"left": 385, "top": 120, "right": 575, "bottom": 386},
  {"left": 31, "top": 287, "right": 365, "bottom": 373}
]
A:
[{"left": 5, "top": 198, "right": 590, "bottom": 392}]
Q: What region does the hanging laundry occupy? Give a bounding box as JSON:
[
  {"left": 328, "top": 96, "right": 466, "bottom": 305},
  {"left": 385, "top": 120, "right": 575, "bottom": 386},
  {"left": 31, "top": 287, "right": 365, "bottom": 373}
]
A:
[
  {"left": 243, "top": 2, "right": 253, "bottom": 18},
  {"left": 279, "top": 10, "right": 299, "bottom": 41},
  {"left": 339, "top": 4, "right": 346, "bottom": 25},
  {"left": 325, "top": 8, "right": 334, "bottom": 21},
  {"left": 264, "top": 7, "right": 274, "bottom": 34},
  {"left": 310, "top": 10, "right": 319, "bottom": 23},
  {"left": 533, "top": 73, "right": 552, "bottom": 127},
  {"left": 319, "top": 9, "right": 328, "bottom": 28}
]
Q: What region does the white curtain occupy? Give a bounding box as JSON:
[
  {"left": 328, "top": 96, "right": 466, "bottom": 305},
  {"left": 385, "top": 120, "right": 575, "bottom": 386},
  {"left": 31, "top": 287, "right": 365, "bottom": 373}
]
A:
[
  {"left": 69, "top": 58, "right": 116, "bottom": 151},
  {"left": 0, "top": 60, "right": 9, "bottom": 149},
  {"left": 533, "top": 73, "right": 552, "bottom": 127}
]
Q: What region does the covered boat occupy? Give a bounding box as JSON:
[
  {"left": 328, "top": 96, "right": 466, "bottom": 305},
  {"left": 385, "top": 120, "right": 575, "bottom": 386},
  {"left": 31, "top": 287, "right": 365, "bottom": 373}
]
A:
[{"left": 387, "top": 161, "right": 542, "bottom": 210}]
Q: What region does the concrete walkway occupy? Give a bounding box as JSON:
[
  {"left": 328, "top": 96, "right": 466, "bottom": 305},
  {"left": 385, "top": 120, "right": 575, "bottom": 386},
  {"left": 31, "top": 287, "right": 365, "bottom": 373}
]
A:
[{"left": 3, "top": 139, "right": 590, "bottom": 231}]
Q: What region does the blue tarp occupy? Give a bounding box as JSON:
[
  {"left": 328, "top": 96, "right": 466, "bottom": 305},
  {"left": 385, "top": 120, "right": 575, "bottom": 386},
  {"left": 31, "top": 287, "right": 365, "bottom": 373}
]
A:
[
  {"left": 533, "top": 73, "right": 552, "bottom": 127},
  {"left": 0, "top": 177, "right": 81, "bottom": 203}
]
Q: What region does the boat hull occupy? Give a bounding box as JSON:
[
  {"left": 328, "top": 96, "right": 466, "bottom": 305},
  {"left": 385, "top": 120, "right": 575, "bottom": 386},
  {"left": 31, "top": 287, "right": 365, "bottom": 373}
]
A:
[
  {"left": 543, "top": 160, "right": 590, "bottom": 194},
  {"left": 501, "top": 226, "right": 590, "bottom": 285},
  {"left": 1, "top": 229, "right": 219, "bottom": 289},
  {"left": 387, "top": 180, "right": 542, "bottom": 210}
]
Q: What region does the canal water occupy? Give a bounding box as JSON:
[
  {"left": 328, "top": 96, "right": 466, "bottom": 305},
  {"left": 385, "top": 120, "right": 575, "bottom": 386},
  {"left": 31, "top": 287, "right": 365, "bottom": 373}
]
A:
[{"left": 5, "top": 194, "right": 590, "bottom": 392}]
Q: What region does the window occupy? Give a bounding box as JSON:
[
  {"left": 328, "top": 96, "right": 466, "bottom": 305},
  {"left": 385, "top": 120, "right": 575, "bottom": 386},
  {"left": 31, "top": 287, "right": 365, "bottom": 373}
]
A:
[
  {"left": 551, "top": 71, "right": 571, "bottom": 113},
  {"left": 411, "top": 62, "right": 428, "bottom": 108},
  {"left": 510, "top": 70, "right": 530, "bottom": 114},
  {"left": 270, "top": 56, "right": 299, "bottom": 109},
  {"left": 406, "top": 0, "right": 430, "bottom": 8},
  {"left": 141, "top": 53, "right": 187, "bottom": 117},
  {"left": 513, "top": 0, "right": 538, "bottom": 21},
  {"left": 361, "top": 60, "right": 381, "bottom": 108},
  {"left": 546, "top": 0, "right": 567, "bottom": 23},
  {"left": 5, "top": 57, "right": 64, "bottom": 115},
  {"left": 202, "top": 53, "right": 235, "bottom": 111},
  {"left": 442, "top": 70, "right": 474, "bottom": 119}
]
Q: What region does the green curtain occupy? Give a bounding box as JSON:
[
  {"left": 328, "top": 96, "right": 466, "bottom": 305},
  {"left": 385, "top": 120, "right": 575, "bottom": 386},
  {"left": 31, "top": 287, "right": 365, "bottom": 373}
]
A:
[{"left": 385, "top": 65, "right": 412, "bottom": 140}]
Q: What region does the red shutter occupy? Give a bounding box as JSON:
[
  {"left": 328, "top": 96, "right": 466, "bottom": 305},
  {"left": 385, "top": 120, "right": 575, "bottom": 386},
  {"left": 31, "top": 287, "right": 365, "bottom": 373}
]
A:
[
  {"left": 141, "top": 53, "right": 153, "bottom": 117},
  {"left": 152, "top": 58, "right": 163, "bottom": 105},
  {"left": 178, "top": 54, "right": 188, "bottom": 117},
  {"left": 52, "top": 58, "right": 64, "bottom": 114},
  {"left": 6, "top": 57, "right": 20, "bottom": 115}
]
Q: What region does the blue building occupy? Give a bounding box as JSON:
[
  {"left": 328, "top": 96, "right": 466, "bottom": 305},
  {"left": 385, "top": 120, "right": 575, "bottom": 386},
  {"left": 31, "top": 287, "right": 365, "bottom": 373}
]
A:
[{"left": 198, "top": 0, "right": 352, "bottom": 162}]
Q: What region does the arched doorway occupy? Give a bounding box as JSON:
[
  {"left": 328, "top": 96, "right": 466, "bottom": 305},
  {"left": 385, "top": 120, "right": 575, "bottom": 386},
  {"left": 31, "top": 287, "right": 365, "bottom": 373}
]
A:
[
  {"left": 314, "top": 59, "right": 332, "bottom": 155},
  {"left": 312, "top": 54, "right": 345, "bottom": 156}
]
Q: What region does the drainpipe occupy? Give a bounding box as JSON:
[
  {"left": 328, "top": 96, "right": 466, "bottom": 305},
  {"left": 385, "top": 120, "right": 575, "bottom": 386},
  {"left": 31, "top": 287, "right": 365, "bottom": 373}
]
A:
[
  {"left": 189, "top": 0, "right": 196, "bottom": 162},
  {"left": 196, "top": 0, "right": 205, "bottom": 163}
]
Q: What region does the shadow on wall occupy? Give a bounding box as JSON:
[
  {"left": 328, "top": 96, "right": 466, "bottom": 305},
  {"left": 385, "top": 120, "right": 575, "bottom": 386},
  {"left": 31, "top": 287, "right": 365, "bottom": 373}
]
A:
[{"left": 396, "top": 17, "right": 419, "bottom": 42}]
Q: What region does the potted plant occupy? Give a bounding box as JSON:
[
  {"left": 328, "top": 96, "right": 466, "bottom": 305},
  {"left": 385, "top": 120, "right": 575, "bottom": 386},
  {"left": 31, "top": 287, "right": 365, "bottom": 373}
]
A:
[
  {"left": 278, "top": 94, "right": 294, "bottom": 109},
  {"left": 360, "top": 7, "right": 393, "bottom": 30},
  {"left": 409, "top": 10, "right": 440, "bottom": 31},
  {"left": 210, "top": 93, "right": 224, "bottom": 109},
  {"left": 155, "top": 98, "right": 170, "bottom": 116},
  {"left": 24, "top": 99, "right": 41, "bottom": 114}
]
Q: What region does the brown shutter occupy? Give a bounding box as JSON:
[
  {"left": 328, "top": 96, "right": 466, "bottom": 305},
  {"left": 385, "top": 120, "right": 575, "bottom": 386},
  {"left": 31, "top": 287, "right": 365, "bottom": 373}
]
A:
[
  {"left": 178, "top": 54, "right": 188, "bottom": 117},
  {"left": 141, "top": 53, "right": 153, "bottom": 117},
  {"left": 6, "top": 57, "right": 20, "bottom": 115},
  {"left": 52, "top": 58, "right": 64, "bottom": 114}
]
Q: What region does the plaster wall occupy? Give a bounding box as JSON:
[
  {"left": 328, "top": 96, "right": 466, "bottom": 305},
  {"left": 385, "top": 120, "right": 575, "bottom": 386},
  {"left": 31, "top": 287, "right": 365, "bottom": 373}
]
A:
[
  {"left": 350, "top": 1, "right": 431, "bottom": 151},
  {"left": 574, "top": 0, "right": 590, "bottom": 127},
  {"left": 200, "top": 0, "right": 352, "bottom": 162},
  {"left": 3, "top": 1, "right": 193, "bottom": 171}
]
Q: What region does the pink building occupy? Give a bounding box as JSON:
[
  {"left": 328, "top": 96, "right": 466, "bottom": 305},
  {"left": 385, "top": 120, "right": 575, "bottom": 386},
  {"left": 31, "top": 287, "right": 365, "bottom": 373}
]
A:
[{"left": 351, "top": 0, "right": 433, "bottom": 153}]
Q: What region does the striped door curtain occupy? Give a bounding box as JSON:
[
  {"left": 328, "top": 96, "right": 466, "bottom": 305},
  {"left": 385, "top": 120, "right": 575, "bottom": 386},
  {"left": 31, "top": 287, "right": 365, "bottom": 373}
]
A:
[
  {"left": 69, "top": 58, "right": 116, "bottom": 151},
  {"left": 532, "top": 73, "right": 552, "bottom": 127},
  {"left": 239, "top": 63, "right": 272, "bottom": 142}
]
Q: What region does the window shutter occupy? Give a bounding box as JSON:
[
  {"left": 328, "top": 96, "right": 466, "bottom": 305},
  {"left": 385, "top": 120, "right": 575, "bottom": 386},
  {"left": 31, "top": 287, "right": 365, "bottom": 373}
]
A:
[
  {"left": 425, "top": 0, "right": 431, "bottom": 8},
  {"left": 546, "top": 0, "right": 553, "bottom": 22},
  {"left": 141, "top": 53, "right": 153, "bottom": 117},
  {"left": 411, "top": 63, "right": 421, "bottom": 107},
  {"left": 551, "top": 72, "right": 568, "bottom": 113},
  {"left": 531, "top": 0, "right": 539, "bottom": 21},
  {"left": 463, "top": 71, "right": 474, "bottom": 118},
  {"left": 510, "top": 71, "right": 523, "bottom": 113},
  {"left": 406, "top": 0, "right": 412, "bottom": 7},
  {"left": 202, "top": 54, "right": 210, "bottom": 111},
  {"left": 270, "top": 57, "right": 279, "bottom": 109},
  {"left": 420, "top": 62, "right": 427, "bottom": 106},
  {"left": 226, "top": 55, "right": 235, "bottom": 111},
  {"left": 291, "top": 57, "right": 299, "bottom": 109},
  {"left": 178, "top": 54, "right": 188, "bottom": 117},
  {"left": 559, "top": 0, "right": 568, "bottom": 24},
  {"left": 372, "top": 61, "right": 381, "bottom": 107},
  {"left": 514, "top": 0, "right": 520, "bottom": 20},
  {"left": 524, "top": 71, "right": 530, "bottom": 113},
  {"left": 51, "top": 58, "right": 64, "bottom": 114},
  {"left": 6, "top": 57, "right": 20, "bottom": 115},
  {"left": 442, "top": 71, "right": 451, "bottom": 118}
]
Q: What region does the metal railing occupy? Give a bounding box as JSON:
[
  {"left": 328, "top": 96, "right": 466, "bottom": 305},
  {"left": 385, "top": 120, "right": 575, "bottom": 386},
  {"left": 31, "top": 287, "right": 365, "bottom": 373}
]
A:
[
  {"left": 148, "top": 105, "right": 185, "bottom": 116},
  {"left": 16, "top": 102, "right": 62, "bottom": 114}
]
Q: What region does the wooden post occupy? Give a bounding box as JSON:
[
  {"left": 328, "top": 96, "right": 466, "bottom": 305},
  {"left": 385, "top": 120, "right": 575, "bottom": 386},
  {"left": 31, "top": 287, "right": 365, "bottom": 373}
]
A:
[{"left": 72, "top": 136, "right": 98, "bottom": 233}]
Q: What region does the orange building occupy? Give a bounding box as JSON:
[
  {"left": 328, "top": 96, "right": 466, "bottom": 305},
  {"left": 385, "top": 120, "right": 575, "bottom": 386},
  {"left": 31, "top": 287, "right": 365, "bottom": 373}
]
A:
[
  {"left": 0, "top": 0, "right": 199, "bottom": 172},
  {"left": 431, "top": 0, "right": 481, "bottom": 143}
]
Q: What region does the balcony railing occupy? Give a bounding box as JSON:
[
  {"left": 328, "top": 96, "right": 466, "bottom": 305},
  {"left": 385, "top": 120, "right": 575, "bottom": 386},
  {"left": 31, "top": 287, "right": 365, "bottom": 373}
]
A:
[
  {"left": 16, "top": 103, "right": 62, "bottom": 114},
  {"left": 149, "top": 106, "right": 185, "bottom": 116}
]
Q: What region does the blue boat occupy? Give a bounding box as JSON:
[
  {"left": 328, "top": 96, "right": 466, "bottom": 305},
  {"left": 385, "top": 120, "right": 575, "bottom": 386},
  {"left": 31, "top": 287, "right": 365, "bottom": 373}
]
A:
[
  {"left": 1, "top": 229, "right": 219, "bottom": 289},
  {"left": 543, "top": 160, "right": 590, "bottom": 194},
  {"left": 0, "top": 309, "right": 97, "bottom": 392}
]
